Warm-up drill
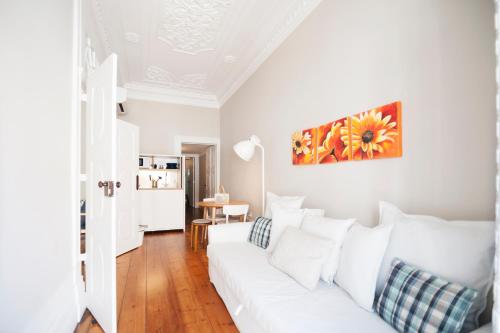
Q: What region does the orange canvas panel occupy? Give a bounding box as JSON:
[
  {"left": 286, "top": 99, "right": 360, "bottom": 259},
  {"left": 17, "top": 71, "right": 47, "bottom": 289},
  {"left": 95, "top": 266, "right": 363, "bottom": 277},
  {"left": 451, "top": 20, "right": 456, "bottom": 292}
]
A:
[
  {"left": 317, "top": 117, "right": 350, "bottom": 164},
  {"left": 350, "top": 101, "right": 402, "bottom": 160},
  {"left": 292, "top": 127, "right": 317, "bottom": 165}
]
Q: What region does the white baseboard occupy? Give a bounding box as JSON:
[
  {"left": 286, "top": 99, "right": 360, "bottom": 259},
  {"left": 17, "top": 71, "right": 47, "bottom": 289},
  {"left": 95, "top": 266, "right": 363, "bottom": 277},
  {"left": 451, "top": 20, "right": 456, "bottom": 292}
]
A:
[{"left": 22, "top": 272, "right": 80, "bottom": 333}]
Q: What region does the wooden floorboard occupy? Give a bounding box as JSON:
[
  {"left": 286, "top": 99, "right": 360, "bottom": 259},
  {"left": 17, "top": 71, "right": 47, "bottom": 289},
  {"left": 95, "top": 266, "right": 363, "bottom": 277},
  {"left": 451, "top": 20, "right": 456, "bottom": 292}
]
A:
[
  {"left": 116, "top": 251, "right": 132, "bottom": 319},
  {"left": 77, "top": 207, "right": 237, "bottom": 333},
  {"left": 74, "top": 310, "right": 93, "bottom": 333},
  {"left": 118, "top": 244, "right": 146, "bottom": 333}
]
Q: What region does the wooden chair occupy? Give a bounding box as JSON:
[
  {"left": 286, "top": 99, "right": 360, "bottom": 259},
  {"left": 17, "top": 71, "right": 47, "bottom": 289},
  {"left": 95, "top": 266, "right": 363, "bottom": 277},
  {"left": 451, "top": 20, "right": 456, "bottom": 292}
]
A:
[
  {"left": 191, "top": 219, "right": 211, "bottom": 251},
  {"left": 221, "top": 204, "right": 249, "bottom": 224}
]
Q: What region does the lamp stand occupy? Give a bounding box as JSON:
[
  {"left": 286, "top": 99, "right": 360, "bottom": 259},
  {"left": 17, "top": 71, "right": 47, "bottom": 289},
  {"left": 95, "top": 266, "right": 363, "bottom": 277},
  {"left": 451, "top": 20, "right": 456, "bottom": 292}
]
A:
[{"left": 256, "top": 143, "right": 265, "bottom": 216}]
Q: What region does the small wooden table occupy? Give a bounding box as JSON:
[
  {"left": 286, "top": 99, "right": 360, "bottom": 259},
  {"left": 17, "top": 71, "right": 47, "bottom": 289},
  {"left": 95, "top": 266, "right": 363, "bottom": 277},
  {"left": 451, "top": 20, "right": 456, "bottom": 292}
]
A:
[{"left": 197, "top": 200, "right": 249, "bottom": 223}]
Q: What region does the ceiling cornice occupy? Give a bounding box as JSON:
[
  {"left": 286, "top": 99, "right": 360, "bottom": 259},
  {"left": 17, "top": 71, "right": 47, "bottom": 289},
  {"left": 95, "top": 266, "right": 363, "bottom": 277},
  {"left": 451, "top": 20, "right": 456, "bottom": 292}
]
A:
[
  {"left": 89, "top": 0, "right": 324, "bottom": 110},
  {"left": 217, "top": 0, "right": 323, "bottom": 106},
  {"left": 125, "top": 83, "right": 220, "bottom": 109}
]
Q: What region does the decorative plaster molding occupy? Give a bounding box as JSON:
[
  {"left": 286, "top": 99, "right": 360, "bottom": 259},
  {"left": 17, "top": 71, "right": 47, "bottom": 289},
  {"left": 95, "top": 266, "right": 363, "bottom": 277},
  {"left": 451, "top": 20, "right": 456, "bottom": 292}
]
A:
[
  {"left": 125, "top": 82, "right": 219, "bottom": 109},
  {"left": 223, "top": 55, "right": 236, "bottom": 64},
  {"left": 157, "top": 0, "right": 232, "bottom": 55},
  {"left": 218, "top": 0, "right": 324, "bottom": 106},
  {"left": 145, "top": 66, "right": 208, "bottom": 90},
  {"left": 145, "top": 66, "right": 175, "bottom": 84},
  {"left": 124, "top": 32, "right": 140, "bottom": 43},
  {"left": 179, "top": 73, "right": 207, "bottom": 89}
]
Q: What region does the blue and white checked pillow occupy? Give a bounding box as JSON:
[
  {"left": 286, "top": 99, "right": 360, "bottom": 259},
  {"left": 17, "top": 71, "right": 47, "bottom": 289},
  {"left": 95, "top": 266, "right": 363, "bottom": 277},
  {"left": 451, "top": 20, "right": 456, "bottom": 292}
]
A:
[
  {"left": 248, "top": 217, "right": 272, "bottom": 249},
  {"left": 376, "top": 259, "right": 477, "bottom": 333}
]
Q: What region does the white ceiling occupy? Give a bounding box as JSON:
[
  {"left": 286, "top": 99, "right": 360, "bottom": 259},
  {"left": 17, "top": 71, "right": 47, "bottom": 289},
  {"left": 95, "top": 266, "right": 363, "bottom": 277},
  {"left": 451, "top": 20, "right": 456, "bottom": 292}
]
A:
[{"left": 88, "top": 0, "right": 323, "bottom": 108}]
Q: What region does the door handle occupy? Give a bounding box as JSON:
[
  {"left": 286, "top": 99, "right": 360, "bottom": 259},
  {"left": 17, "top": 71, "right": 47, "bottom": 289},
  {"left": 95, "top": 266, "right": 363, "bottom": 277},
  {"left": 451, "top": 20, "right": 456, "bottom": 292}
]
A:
[{"left": 98, "top": 180, "right": 116, "bottom": 197}]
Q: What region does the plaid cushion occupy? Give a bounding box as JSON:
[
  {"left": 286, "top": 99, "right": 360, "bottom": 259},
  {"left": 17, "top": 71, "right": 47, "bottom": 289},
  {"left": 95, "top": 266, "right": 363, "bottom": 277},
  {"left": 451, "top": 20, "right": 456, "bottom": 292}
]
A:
[
  {"left": 247, "top": 217, "right": 272, "bottom": 249},
  {"left": 376, "top": 259, "right": 477, "bottom": 333}
]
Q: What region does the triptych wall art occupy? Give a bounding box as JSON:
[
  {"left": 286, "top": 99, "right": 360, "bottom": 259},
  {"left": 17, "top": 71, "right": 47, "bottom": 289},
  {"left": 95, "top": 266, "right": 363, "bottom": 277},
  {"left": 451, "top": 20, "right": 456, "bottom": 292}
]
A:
[{"left": 292, "top": 101, "right": 402, "bottom": 165}]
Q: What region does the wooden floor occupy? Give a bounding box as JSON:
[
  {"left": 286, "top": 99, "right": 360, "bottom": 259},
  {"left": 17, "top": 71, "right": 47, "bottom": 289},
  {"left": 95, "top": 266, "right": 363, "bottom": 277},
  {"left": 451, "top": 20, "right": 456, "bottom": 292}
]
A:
[{"left": 75, "top": 208, "right": 237, "bottom": 333}]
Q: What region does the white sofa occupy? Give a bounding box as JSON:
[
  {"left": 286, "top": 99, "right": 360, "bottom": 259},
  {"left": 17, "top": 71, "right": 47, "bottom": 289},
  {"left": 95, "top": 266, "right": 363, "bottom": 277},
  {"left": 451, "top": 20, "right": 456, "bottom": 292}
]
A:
[{"left": 207, "top": 222, "right": 492, "bottom": 333}]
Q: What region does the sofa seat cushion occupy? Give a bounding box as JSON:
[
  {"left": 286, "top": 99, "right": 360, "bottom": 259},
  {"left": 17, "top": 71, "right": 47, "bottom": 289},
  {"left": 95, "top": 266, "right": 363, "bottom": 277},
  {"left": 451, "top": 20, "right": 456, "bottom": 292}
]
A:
[{"left": 208, "top": 242, "right": 395, "bottom": 333}]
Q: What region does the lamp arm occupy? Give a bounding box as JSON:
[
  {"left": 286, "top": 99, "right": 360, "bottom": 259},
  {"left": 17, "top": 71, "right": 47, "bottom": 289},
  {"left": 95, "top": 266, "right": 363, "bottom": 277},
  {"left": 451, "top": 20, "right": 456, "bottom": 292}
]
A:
[{"left": 256, "top": 143, "right": 265, "bottom": 216}]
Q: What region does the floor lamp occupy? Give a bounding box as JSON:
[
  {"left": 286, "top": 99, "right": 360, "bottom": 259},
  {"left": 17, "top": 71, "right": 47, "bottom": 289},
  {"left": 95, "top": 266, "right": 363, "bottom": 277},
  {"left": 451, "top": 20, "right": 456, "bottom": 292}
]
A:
[{"left": 233, "top": 135, "right": 265, "bottom": 216}]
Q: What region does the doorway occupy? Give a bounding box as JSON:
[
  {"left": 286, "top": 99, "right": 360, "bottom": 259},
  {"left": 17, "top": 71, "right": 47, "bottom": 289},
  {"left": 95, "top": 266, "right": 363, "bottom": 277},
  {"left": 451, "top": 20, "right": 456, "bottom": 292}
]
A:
[
  {"left": 181, "top": 143, "right": 218, "bottom": 227},
  {"left": 185, "top": 157, "right": 196, "bottom": 207},
  {"left": 181, "top": 143, "right": 217, "bottom": 206}
]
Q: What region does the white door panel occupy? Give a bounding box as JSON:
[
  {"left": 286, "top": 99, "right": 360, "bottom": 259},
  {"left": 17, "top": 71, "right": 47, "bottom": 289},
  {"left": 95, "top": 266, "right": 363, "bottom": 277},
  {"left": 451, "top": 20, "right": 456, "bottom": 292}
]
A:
[
  {"left": 116, "top": 120, "right": 141, "bottom": 256},
  {"left": 86, "top": 54, "right": 117, "bottom": 333}
]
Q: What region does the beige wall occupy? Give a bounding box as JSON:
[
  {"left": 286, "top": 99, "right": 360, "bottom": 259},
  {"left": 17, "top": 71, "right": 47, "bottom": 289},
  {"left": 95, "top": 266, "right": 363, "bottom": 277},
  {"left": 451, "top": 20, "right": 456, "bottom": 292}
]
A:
[
  {"left": 221, "top": 0, "right": 496, "bottom": 224},
  {"left": 120, "top": 99, "right": 220, "bottom": 155}
]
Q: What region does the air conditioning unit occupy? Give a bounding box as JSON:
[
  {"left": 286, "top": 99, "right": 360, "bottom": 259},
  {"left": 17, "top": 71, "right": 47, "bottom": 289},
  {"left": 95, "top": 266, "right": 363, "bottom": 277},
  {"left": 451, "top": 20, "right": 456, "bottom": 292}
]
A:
[
  {"left": 117, "top": 87, "right": 127, "bottom": 115},
  {"left": 117, "top": 103, "right": 126, "bottom": 115}
]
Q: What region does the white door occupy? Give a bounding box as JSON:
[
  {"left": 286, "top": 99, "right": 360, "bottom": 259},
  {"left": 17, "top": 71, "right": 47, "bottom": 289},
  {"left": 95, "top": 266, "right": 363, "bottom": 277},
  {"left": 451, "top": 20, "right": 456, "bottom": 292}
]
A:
[
  {"left": 207, "top": 146, "right": 216, "bottom": 196},
  {"left": 86, "top": 54, "right": 118, "bottom": 333},
  {"left": 199, "top": 154, "right": 207, "bottom": 199},
  {"left": 116, "top": 120, "right": 142, "bottom": 256}
]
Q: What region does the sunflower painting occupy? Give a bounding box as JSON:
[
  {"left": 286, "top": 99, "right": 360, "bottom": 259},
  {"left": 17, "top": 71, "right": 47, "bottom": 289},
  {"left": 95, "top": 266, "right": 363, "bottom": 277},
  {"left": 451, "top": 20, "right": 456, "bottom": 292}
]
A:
[
  {"left": 291, "top": 101, "right": 401, "bottom": 166},
  {"left": 349, "top": 102, "right": 402, "bottom": 160},
  {"left": 292, "top": 128, "right": 317, "bottom": 165},
  {"left": 317, "top": 117, "right": 349, "bottom": 164}
]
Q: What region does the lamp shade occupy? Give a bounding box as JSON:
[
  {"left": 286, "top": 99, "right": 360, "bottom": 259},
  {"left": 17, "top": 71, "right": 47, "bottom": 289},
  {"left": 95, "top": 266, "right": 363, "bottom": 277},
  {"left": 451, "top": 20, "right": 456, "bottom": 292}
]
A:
[
  {"left": 233, "top": 139, "right": 255, "bottom": 161},
  {"left": 233, "top": 135, "right": 265, "bottom": 215}
]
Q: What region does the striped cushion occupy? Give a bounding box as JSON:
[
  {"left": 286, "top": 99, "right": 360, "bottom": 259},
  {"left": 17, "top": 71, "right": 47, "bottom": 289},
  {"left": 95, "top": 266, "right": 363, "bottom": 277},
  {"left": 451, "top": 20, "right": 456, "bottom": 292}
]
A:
[
  {"left": 376, "top": 259, "right": 477, "bottom": 333},
  {"left": 247, "top": 217, "right": 272, "bottom": 249}
]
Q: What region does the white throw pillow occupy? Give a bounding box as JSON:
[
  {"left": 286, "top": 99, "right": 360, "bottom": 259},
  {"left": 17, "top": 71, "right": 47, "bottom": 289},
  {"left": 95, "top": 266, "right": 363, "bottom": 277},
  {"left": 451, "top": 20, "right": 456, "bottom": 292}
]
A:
[
  {"left": 334, "top": 223, "right": 393, "bottom": 311},
  {"left": 267, "top": 206, "right": 324, "bottom": 252},
  {"left": 269, "top": 226, "right": 333, "bottom": 290},
  {"left": 376, "top": 201, "right": 495, "bottom": 331},
  {"left": 264, "top": 192, "right": 305, "bottom": 218},
  {"left": 301, "top": 216, "right": 355, "bottom": 284}
]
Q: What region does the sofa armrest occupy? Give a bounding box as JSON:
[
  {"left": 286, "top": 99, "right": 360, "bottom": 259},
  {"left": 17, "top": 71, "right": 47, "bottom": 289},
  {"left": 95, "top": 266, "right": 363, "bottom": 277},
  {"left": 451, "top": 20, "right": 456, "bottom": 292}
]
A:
[
  {"left": 470, "top": 323, "right": 491, "bottom": 333},
  {"left": 208, "top": 222, "right": 254, "bottom": 245}
]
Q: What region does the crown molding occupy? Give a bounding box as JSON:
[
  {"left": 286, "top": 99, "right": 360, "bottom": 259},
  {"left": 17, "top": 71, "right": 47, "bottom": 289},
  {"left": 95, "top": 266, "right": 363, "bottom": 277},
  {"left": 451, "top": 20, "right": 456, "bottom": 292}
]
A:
[
  {"left": 125, "top": 83, "right": 220, "bottom": 109},
  {"left": 217, "top": 0, "right": 323, "bottom": 106}
]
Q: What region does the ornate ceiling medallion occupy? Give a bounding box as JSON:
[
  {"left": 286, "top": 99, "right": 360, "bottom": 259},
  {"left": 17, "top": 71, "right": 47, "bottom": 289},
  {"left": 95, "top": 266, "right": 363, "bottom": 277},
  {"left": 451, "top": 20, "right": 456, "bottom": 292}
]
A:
[{"left": 157, "top": 0, "right": 232, "bottom": 55}]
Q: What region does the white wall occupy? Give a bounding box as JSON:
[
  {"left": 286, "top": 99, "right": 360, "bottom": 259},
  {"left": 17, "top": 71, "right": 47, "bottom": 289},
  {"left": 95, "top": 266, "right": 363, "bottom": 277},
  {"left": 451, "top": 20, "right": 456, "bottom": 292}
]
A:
[
  {"left": 221, "top": 0, "right": 496, "bottom": 224},
  {"left": 0, "top": 0, "right": 80, "bottom": 332},
  {"left": 120, "top": 99, "right": 220, "bottom": 155}
]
